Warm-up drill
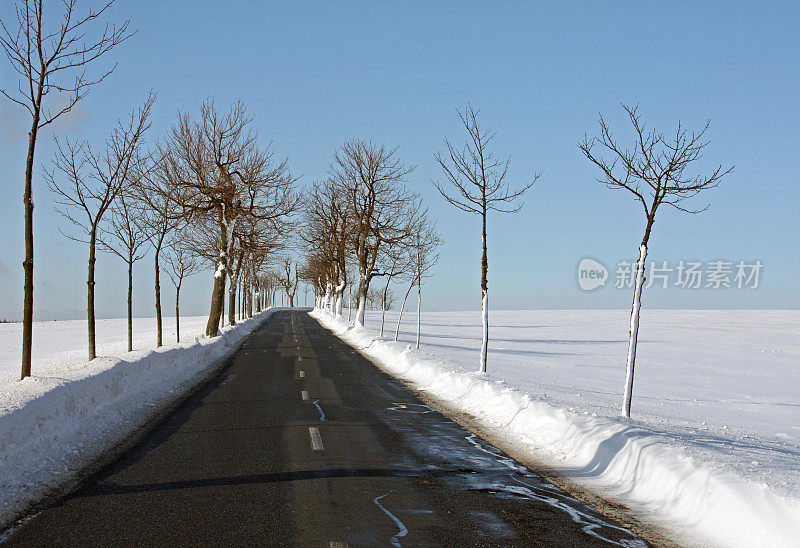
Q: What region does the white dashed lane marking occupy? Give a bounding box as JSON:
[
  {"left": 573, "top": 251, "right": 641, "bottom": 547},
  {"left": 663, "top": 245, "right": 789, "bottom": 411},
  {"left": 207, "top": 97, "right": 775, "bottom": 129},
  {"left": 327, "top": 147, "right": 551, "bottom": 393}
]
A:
[{"left": 309, "top": 427, "right": 324, "bottom": 451}]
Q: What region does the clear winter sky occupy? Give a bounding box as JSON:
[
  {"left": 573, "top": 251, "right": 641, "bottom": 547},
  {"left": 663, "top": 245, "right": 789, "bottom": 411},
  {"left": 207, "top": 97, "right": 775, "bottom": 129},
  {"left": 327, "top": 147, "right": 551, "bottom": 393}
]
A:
[{"left": 1, "top": 1, "right": 798, "bottom": 320}]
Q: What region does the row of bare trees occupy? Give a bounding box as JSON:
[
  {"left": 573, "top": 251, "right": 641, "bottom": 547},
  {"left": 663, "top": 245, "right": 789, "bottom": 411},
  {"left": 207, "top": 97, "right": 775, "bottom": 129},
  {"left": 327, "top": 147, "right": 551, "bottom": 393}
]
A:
[
  {"left": 299, "top": 101, "right": 731, "bottom": 420},
  {"left": 2, "top": 0, "right": 300, "bottom": 376},
  {"left": 44, "top": 93, "right": 298, "bottom": 360},
  {"left": 1, "top": 0, "right": 133, "bottom": 378},
  {"left": 2, "top": 1, "right": 732, "bottom": 420},
  {"left": 299, "top": 140, "right": 441, "bottom": 347},
  {"left": 164, "top": 99, "right": 299, "bottom": 336},
  {"left": 46, "top": 93, "right": 157, "bottom": 358},
  {"left": 301, "top": 105, "right": 540, "bottom": 367}
]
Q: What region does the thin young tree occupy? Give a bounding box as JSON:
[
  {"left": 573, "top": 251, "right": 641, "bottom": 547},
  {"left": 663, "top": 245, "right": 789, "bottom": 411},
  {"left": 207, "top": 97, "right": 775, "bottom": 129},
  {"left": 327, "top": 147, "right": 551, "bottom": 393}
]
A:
[
  {"left": 411, "top": 219, "right": 441, "bottom": 348},
  {"left": 164, "top": 234, "right": 200, "bottom": 343},
  {"left": 434, "top": 104, "right": 539, "bottom": 373},
  {"left": 135, "top": 148, "right": 183, "bottom": 347},
  {"left": 377, "top": 242, "right": 409, "bottom": 337},
  {"left": 393, "top": 216, "right": 440, "bottom": 344},
  {"left": 579, "top": 103, "right": 732, "bottom": 418},
  {"left": 99, "top": 191, "right": 149, "bottom": 352},
  {"left": 395, "top": 279, "right": 414, "bottom": 342},
  {"left": 1, "top": 0, "right": 133, "bottom": 379},
  {"left": 46, "top": 95, "right": 154, "bottom": 359}
]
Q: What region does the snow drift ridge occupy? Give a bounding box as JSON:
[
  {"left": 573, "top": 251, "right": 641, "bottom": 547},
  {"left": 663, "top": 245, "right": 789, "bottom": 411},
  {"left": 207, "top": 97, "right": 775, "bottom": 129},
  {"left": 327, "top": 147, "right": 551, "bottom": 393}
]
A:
[
  {"left": 0, "top": 310, "right": 275, "bottom": 530},
  {"left": 312, "top": 309, "right": 800, "bottom": 548}
]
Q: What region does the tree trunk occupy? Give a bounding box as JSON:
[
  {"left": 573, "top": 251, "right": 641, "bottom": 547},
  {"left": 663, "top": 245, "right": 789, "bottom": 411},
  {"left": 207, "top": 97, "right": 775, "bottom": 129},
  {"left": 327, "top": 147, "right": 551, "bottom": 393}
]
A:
[
  {"left": 380, "top": 275, "right": 391, "bottom": 337},
  {"left": 20, "top": 98, "right": 41, "bottom": 379},
  {"left": 395, "top": 281, "right": 413, "bottom": 342},
  {"left": 87, "top": 230, "right": 98, "bottom": 360},
  {"left": 206, "top": 271, "right": 226, "bottom": 337},
  {"left": 622, "top": 243, "right": 648, "bottom": 418},
  {"left": 127, "top": 259, "right": 133, "bottom": 352},
  {"left": 175, "top": 283, "right": 181, "bottom": 343},
  {"left": 355, "top": 276, "right": 368, "bottom": 327},
  {"left": 479, "top": 209, "right": 489, "bottom": 373},
  {"left": 334, "top": 293, "right": 341, "bottom": 316},
  {"left": 348, "top": 287, "right": 353, "bottom": 321},
  {"left": 416, "top": 281, "right": 422, "bottom": 349},
  {"left": 221, "top": 283, "right": 226, "bottom": 329},
  {"left": 154, "top": 249, "right": 163, "bottom": 347},
  {"left": 228, "top": 277, "right": 237, "bottom": 326}
]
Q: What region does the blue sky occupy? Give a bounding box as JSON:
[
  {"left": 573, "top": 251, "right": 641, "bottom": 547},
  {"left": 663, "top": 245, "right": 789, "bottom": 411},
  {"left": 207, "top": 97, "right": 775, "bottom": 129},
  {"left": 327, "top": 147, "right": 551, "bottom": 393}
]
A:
[{"left": 1, "top": 1, "right": 798, "bottom": 319}]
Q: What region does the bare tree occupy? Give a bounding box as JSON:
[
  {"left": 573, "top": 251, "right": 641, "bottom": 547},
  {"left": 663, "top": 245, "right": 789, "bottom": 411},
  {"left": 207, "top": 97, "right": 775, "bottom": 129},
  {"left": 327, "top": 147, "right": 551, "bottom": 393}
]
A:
[
  {"left": 165, "top": 99, "right": 298, "bottom": 337},
  {"left": 100, "top": 191, "right": 149, "bottom": 352},
  {"left": 164, "top": 233, "right": 200, "bottom": 343},
  {"left": 579, "top": 103, "right": 732, "bottom": 418},
  {"left": 377, "top": 242, "right": 409, "bottom": 337},
  {"left": 46, "top": 96, "right": 153, "bottom": 360},
  {"left": 236, "top": 219, "right": 282, "bottom": 321},
  {"left": 260, "top": 270, "right": 280, "bottom": 308},
  {"left": 98, "top": 191, "right": 149, "bottom": 352},
  {"left": 280, "top": 257, "right": 299, "bottom": 307},
  {"left": 135, "top": 148, "right": 183, "bottom": 346},
  {"left": 1, "top": 0, "right": 133, "bottom": 379},
  {"left": 298, "top": 255, "right": 327, "bottom": 310},
  {"left": 329, "top": 139, "right": 417, "bottom": 327},
  {"left": 393, "top": 216, "right": 440, "bottom": 345},
  {"left": 434, "top": 104, "right": 538, "bottom": 372},
  {"left": 300, "top": 179, "right": 351, "bottom": 316},
  {"left": 411, "top": 219, "right": 441, "bottom": 348},
  {"left": 382, "top": 288, "right": 395, "bottom": 310},
  {"left": 366, "top": 287, "right": 384, "bottom": 311}
]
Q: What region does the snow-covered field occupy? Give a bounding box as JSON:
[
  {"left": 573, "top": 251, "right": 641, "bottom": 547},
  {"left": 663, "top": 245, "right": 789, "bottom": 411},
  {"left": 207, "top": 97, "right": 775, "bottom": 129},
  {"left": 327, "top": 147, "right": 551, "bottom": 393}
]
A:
[
  {"left": 315, "top": 308, "right": 800, "bottom": 548},
  {"left": 0, "top": 315, "right": 210, "bottom": 387},
  {"left": 0, "top": 311, "right": 274, "bottom": 530}
]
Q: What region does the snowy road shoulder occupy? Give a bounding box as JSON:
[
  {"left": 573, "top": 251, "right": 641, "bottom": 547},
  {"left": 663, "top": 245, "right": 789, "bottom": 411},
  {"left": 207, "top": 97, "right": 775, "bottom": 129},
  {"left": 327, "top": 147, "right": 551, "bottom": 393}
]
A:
[
  {"left": 311, "top": 309, "right": 800, "bottom": 548},
  {"left": 0, "top": 310, "right": 277, "bottom": 531}
]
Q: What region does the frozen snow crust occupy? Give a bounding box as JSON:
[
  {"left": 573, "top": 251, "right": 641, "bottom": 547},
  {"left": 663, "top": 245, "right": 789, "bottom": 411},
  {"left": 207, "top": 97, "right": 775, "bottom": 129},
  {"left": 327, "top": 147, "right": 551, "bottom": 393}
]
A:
[
  {"left": 0, "top": 310, "right": 276, "bottom": 530},
  {"left": 312, "top": 309, "right": 800, "bottom": 548}
]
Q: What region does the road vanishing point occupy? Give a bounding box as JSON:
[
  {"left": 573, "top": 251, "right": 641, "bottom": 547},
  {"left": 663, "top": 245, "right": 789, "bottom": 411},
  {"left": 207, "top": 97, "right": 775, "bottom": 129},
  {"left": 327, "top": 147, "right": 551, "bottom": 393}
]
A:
[{"left": 4, "top": 310, "right": 648, "bottom": 547}]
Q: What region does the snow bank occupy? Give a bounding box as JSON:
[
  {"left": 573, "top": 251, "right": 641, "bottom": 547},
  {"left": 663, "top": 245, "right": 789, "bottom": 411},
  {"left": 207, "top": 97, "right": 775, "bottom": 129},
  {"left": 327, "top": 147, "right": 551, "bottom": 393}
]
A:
[
  {"left": 0, "top": 310, "right": 276, "bottom": 529},
  {"left": 312, "top": 309, "right": 800, "bottom": 548}
]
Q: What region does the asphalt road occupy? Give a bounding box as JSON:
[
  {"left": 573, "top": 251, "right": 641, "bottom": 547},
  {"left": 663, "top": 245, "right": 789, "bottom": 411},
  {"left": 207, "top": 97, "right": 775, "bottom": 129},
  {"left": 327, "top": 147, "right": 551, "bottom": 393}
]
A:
[{"left": 4, "top": 310, "right": 648, "bottom": 546}]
